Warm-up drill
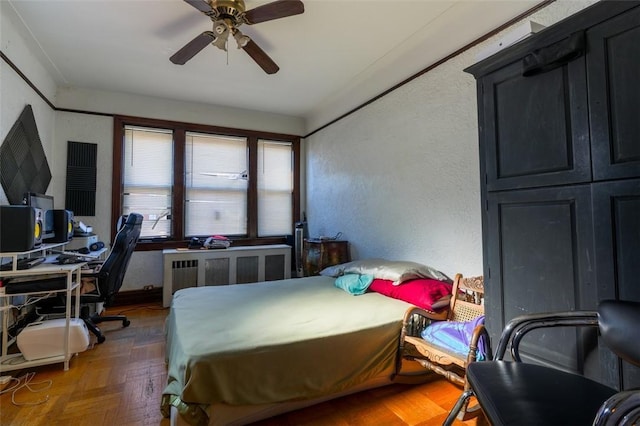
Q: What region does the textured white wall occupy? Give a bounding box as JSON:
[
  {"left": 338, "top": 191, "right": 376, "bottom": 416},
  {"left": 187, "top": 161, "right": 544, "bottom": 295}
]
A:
[
  {"left": 306, "top": 62, "right": 482, "bottom": 278},
  {"left": 304, "top": 0, "right": 596, "bottom": 279},
  {"left": 52, "top": 112, "right": 112, "bottom": 238},
  {"left": 56, "top": 87, "right": 305, "bottom": 136}
]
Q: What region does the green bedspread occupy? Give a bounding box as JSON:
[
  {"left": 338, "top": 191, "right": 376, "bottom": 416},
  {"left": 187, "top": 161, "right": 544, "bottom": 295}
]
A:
[{"left": 162, "top": 275, "right": 412, "bottom": 424}]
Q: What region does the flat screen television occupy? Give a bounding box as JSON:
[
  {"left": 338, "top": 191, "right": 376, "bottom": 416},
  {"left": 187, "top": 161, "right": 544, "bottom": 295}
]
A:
[{"left": 25, "top": 192, "right": 55, "bottom": 240}]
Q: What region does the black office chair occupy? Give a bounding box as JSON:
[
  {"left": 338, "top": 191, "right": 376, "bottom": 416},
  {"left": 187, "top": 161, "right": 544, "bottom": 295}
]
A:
[
  {"left": 444, "top": 299, "right": 640, "bottom": 426},
  {"left": 78, "top": 213, "right": 143, "bottom": 343}
]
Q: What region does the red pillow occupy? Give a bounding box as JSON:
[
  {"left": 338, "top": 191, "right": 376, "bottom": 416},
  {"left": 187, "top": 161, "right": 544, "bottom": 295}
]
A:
[{"left": 369, "top": 278, "right": 452, "bottom": 311}]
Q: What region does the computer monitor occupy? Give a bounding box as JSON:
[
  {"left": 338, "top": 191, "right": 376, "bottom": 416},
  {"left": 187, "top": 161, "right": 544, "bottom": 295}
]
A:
[{"left": 25, "top": 192, "right": 55, "bottom": 240}]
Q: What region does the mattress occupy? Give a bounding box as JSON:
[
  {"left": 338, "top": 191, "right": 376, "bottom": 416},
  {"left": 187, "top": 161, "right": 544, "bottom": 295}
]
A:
[{"left": 162, "top": 275, "right": 414, "bottom": 425}]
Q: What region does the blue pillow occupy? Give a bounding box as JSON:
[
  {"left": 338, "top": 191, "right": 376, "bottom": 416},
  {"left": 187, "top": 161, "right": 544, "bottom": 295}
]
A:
[
  {"left": 334, "top": 274, "right": 374, "bottom": 295},
  {"left": 421, "top": 315, "right": 487, "bottom": 361}
]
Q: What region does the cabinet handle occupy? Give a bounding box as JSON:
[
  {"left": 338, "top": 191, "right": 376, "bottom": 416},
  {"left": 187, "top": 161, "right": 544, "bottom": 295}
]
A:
[{"left": 522, "top": 31, "right": 585, "bottom": 76}]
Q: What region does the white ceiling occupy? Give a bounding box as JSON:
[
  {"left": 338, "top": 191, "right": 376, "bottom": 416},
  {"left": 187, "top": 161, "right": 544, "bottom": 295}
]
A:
[{"left": 6, "top": 0, "right": 541, "bottom": 130}]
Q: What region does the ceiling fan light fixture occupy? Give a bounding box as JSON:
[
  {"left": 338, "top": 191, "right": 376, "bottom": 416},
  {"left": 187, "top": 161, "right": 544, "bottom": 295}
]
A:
[
  {"left": 233, "top": 30, "right": 250, "bottom": 49},
  {"left": 214, "top": 21, "right": 227, "bottom": 35},
  {"left": 212, "top": 20, "right": 230, "bottom": 50},
  {"left": 212, "top": 36, "right": 228, "bottom": 51}
]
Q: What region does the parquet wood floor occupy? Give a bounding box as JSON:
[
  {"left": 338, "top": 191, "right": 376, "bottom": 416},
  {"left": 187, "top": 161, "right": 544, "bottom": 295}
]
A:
[{"left": 0, "top": 303, "right": 478, "bottom": 426}]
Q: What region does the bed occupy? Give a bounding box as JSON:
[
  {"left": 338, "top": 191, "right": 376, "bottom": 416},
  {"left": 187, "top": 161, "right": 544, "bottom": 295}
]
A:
[{"left": 162, "top": 260, "right": 452, "bottom": 426}]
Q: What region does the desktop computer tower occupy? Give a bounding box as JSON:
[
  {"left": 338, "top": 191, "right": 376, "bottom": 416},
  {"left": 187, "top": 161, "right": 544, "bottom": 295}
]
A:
[
  {"left": 0, "top": 205, "right": 43, "bottom": 252},
  {"left": 45, "top": 209, "right": 74, "bottom": 243}
]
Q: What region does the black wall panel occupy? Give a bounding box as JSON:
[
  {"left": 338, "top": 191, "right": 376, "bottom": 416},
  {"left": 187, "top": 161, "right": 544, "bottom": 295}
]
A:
[
  {"left": 481, "top": 58, "right": 590, "bottom": 191},
  {"left": 65, "top": 141, "right": 97, "bottom": 216},
  {"left": 0, "top": 105, "right": 51, "bottom": 204},
  {"left": 588, "top": 7, "right": 640, "bottom": 181},
  {"left": 593, "top": 179, "right": 640, "bottom": 388},
  {"left": 486, "top": 186, "right": 596, "bottom": 374}
]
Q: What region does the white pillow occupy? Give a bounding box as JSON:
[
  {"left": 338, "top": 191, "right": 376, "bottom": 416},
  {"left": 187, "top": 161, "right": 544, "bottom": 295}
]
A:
[{"left": 320, "top": 258, "right": 447, "bottom": 285}]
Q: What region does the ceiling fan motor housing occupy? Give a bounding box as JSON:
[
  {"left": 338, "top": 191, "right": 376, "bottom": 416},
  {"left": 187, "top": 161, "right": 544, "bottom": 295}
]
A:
[{"left": 211, "top": 0, "right": 246, "bottom": 24}]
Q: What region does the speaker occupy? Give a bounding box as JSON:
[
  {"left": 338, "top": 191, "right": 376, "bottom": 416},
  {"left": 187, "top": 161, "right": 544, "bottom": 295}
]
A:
[
  {"left": 89, "top": 241, "right": 105, "bottom": 251},
  {"left": 0, "top": 206, "right": 43, "bottom": 252},
  {"left": 45, "top": 210, "right": 74, "bottom": 243},
  {"left": 294, "top": 221, "right": 308, "bottom": 277}
]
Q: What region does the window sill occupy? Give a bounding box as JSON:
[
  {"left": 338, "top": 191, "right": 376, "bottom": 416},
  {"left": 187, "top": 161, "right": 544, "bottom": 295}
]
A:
[{"left": 133, "top": 236, "right": 289, "bottom": 252}]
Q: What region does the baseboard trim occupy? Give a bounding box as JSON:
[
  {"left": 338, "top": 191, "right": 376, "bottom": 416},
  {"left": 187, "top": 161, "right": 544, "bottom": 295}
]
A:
[{"left": 111, "top": 288, "right": 163, "bottom": 306}]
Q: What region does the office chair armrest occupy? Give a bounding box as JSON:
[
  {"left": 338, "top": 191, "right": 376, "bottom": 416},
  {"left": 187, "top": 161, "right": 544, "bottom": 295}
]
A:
[
  {"left": 494, "top": 310, "right": 599, "bottom": 361},
  {"left": 83, "top": 260, "right": 104, "bottom": 274},
  {"left": 594, "top": 390, "right": 640, "bottom": 426}
]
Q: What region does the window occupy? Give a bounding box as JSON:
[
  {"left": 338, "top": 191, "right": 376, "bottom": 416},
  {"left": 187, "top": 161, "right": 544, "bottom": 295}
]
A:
[
  {"left": 113, "top": 116, "right": 300, "bottom": 249},
  {"left": 185, "top": 132, "right": 248, "bottom": 236},
  {"left": 122, "top": 126, "right": 173, "bottom": 239}
]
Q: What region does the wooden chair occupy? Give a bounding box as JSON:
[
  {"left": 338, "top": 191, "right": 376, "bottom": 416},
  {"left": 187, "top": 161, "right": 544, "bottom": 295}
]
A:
[{"left": 395, "top": 273, "right": 488, "bottom": 420}]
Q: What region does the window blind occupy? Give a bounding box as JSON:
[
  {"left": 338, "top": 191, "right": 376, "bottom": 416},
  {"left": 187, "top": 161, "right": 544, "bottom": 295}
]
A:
[
  {"left": 123, "top": 126, "right": 173, "bottom": 238},
  {"left": 185, "top": 132, "right": 248, "bottom": 236},
  {"left": 258, "top": 140, "right": 293, "bottom": 236}
]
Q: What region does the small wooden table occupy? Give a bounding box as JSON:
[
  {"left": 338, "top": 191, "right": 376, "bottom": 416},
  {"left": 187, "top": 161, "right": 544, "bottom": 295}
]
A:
[{"left": 303, "top": 239, "right": 350, "bottom": 276}]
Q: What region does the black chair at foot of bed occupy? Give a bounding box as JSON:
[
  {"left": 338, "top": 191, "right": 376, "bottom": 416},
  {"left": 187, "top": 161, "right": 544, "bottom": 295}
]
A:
[{"left": 444, "top": 299, "right": 640, "bottom": 426}]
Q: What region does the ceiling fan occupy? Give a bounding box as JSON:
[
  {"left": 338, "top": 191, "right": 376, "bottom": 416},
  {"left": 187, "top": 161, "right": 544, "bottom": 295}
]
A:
[{"left": 170, "top": 0, "right": 304, "bottom": 74}]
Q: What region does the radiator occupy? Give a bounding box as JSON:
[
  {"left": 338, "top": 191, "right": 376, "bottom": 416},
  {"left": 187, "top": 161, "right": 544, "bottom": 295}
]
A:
[
  {"left": 163, "top": 244, "right": 291, "bottom": 307},
  {"left": 170, "top": 259, "right": 198, "bottom": 293}
]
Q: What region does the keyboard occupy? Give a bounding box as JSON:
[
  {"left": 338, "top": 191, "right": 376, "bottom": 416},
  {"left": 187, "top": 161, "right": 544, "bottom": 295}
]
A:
[
  {"left": 0, "top": 256, "right": 46, "bottom": 271},
  {"left": 55, "top": 254, "right": 86, "bottom": 265}
]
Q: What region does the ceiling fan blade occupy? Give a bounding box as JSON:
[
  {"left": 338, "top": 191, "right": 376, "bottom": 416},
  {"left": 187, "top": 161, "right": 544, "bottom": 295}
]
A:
[
  {"left": 170, "top": 31, "right": 216, "bottom": 65},
  {"left": 183, "top": 0, "right": 214, "bottom": 14},
  {"left": 244, "top": 0, "right": 304, "bottom": 25},
  {"left": 243, "top": 39, "right": 279, "bottom": 74}
]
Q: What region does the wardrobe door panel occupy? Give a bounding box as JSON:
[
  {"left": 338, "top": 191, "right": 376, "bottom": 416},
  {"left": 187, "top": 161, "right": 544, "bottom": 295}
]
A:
[
  {"left": 486, "top": 185, "right": 596, "bottom": 376},
  {"left": 588, "top": 6, "right": 640, "bottom": 181},
  {"left": 480, "top": 58, "right": 590, "bottom": 191},
  {"left": 593, "top": 179, "right": 640, "bottom": 389}
]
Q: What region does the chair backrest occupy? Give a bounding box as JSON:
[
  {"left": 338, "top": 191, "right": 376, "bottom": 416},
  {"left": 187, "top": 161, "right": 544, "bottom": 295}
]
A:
[
  {"left": 598, "top": 300, "right": 640, "bottom": 367},
  {"left": 448, "top": 274, "right": 485, "bottom": 322},
  {"left": 93, "top": 213, "right": 143, "bottom": 306}
]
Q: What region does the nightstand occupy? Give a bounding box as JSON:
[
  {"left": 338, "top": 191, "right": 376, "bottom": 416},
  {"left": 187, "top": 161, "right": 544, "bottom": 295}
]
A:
[{"left": 303, "top": 239, "right": 350, "bottom": 276}]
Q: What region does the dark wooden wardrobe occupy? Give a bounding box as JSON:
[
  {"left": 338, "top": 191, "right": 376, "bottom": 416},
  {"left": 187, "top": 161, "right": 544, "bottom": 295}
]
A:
[{"left": 465, "top": 0, "right": 640, "bottom": 390}]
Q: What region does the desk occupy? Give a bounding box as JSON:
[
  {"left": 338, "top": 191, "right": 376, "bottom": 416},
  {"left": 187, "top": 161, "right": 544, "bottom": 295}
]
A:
[{"left": 0, "top": 244, "right": 83, "bottom": 372}]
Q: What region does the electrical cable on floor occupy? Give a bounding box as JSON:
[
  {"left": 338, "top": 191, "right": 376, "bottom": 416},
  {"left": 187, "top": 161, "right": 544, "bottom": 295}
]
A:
[
  {"left": 3, "top": 292, "right": 57, "bottom": 314},
  {"left": 0, "top": 372, "right": 52, "bottom": 406}
]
